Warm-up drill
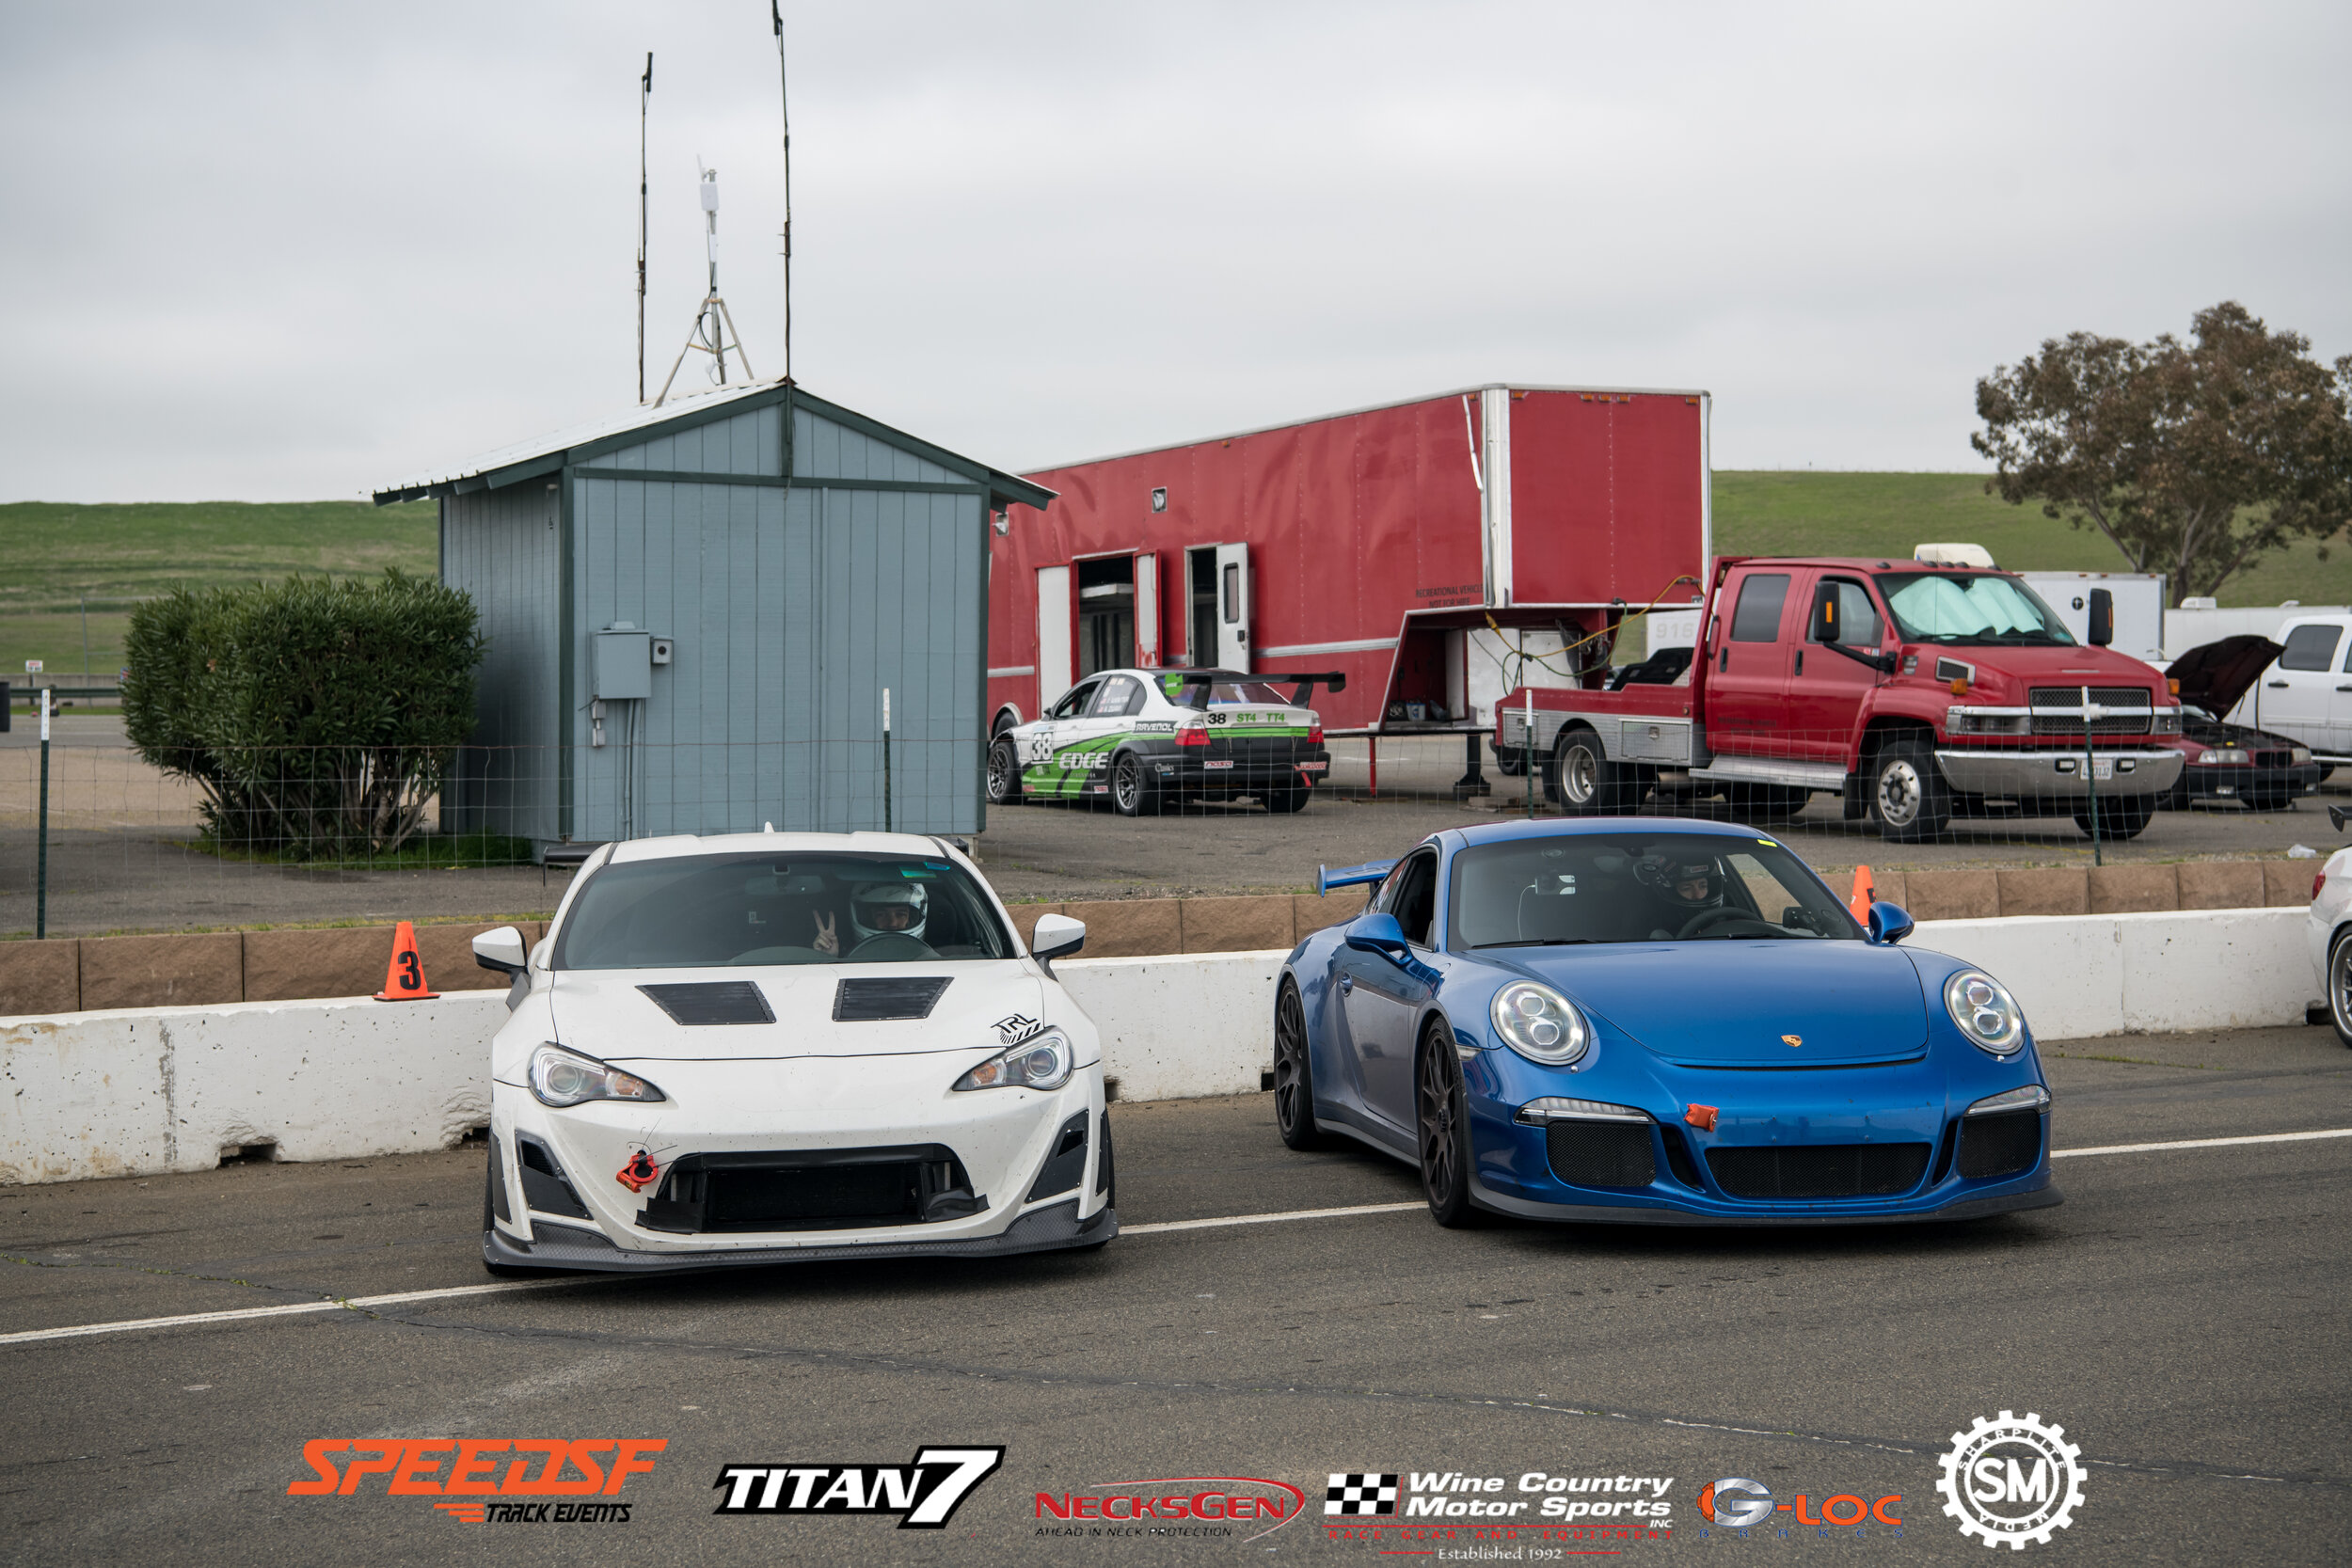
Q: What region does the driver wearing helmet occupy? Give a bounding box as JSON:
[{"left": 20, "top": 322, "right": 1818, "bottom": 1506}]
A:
[
  {"left": 850, "top": 880, "right": 930, "bottom": 945},
  {"left": 1670, "top": 859, "right": 1722, "bottom": 913}
]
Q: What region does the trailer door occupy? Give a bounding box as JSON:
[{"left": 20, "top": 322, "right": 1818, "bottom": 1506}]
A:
[
  {"left": 1037, "top": 564, "right": 1073, "bottom": 710},
  {"left": 1214, "top": 543, "right": 1250, "bottom": 672}
]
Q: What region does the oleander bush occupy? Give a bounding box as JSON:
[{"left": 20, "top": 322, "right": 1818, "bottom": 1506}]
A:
[{"left": 123, "top": 571, "right": 485, "bottom": 857}]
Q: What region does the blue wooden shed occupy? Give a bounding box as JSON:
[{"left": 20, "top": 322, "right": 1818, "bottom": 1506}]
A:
[{"left": 374, "top": 381, "right": 1053, "bottom": 850}]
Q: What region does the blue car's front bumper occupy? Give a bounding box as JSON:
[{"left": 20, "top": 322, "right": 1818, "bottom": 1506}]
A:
[{"left": 1459, "top": 1050, "right": 2060, "bottom": 1226}]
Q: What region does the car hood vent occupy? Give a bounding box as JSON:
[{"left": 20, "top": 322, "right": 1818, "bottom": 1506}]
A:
[
  {"left": 637, "top": 981, "right": 775, "bottom": 1025},
  {"left": 834, "top": 977, "right": 953, "bottom": 1022}
]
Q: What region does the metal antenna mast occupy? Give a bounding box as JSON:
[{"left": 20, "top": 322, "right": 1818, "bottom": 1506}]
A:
[
  {"left": 636, "top": 52, "right": 652, "bottom": 404},
  {"left": 772, "top": 0, "right": 793, "bottom": 384},
  {"left": 654, "top": 162, "right": 756, "bottom": 405}
]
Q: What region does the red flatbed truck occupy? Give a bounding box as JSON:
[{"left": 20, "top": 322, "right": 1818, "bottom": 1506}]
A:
[{"left": 1495, "top": 553, "right": 2188, "bottom": 842}]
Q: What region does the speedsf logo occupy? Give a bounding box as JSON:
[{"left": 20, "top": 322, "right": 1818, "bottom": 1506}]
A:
[
  {"left": 288, "top": 1439, "right": 664, "bottom": 1525},
  {"left": 1937, "top": 1411, "right": 2086, "bottom": 1548},
  {"left": 713, "top": 1446, "right": 1002, "bottom": 1529},
  {"left": 1404, "top": 1471, "right": 1676, "bottom": 1522}
]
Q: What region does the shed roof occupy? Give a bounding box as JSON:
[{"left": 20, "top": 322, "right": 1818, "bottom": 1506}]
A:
[{"left": 373, "top": 379, "right": 1054, "bottom": 513}]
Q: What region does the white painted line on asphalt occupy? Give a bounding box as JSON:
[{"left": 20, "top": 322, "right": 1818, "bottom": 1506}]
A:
[
  {"left": 2051, "top": 1127, "right": 2352, "bottom": 1160},
  {"left": 1120, "top": 1202, "right": 1426, "bottom": 1236},
  {"left": 5, "top": 1127, "right": 2344, "bottom": 1348}
]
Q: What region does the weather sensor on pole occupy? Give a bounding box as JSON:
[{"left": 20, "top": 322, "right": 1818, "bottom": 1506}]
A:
[{"left": 654, "top": 163, "right": 756, "bottom": 405}]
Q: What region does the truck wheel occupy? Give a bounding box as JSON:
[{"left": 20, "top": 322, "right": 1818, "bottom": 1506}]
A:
[
  {"left": 986, "top": 739, "right": 1025, "bottom": 806},
  {"left": 1549, "top": 728, "right": 1630, "bottom": 815},
  {"left": 1871, "top": 739, "right": 1950, "bottom": 842},
  {"left": 1491, "top": 742, "right": 1529, "bottom": 778},
  {"left": 1111, "top": 752, "right": 1159, "bottom": 816},
  {"left": 2073, "top": 795, "right": 2155, "bottom": 840}
]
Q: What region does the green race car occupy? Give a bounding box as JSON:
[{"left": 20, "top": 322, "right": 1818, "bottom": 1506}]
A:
[{"left": 986, "top": 668, "right": 1338, "bottom": 816}]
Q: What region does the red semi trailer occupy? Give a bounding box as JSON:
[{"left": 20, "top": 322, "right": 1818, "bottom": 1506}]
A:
[{"left": 987, "top": 384, "right": 1713, "bottom": 781}]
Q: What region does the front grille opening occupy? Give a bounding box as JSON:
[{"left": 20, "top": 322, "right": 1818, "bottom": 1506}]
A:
[
  {"left": 1027, "top": 1113, "right": 1091, "bottom": 1201},
  {"left": 1656, "top": 1124, "right": 1705, "bottom": 1189},
  {"left": 1707, "top": 1142, "right": 1931, "bottom": 1199},
  {"left": 638, "top": 1146, "right": 981, "bottom": 1234},
  {"left": 2029, "top": 686, "right": 2153, "bottom": 735},
  {"left": 1545, "top": 1121, "right": 1657, "bottom": 1189},
  {"left": 1958, "top": 1110, "right": 2043, "bottom": 1180},
  {"left": 1930, "top": 1121, "right": 1960, "bottom": 1185}
]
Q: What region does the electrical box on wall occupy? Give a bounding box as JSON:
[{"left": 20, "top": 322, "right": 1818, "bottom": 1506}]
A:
[
  {"left": 650, "top": 637, "right": 674, "bottom": 665},
  {"left": 593, "top": 629, "right": 653, "bottom": 700}
]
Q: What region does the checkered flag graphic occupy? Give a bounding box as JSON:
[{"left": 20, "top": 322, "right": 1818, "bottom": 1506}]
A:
[{"left": 1326, "top": 1473, "right": 1400, "bottom": 1516}]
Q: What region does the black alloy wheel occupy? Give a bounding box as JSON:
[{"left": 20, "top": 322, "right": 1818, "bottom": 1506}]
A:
[
  {"left": 2328, "top": 931, "right": 2352, "bottom": 1051},
  {"left": 985, "top": 739, "right": 1024, "bottom": 806},
  {"left": 1273, "top": 979, "right": 1327, "bottom": 1149},
  {"left": 1416, "top": 1022, "right": 1480, "bottom": 1227},
  {"left": 1112, "top": 752, "right": 1156, "bottom": 816}
]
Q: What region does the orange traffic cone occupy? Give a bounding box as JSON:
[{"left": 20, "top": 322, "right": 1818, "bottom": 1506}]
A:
[
  {"left": 373, "top": 920, "right": 440, "bottom": 1001},
  {"left": 1848, "top": 865, "right": 1877, "bottom": 925}
]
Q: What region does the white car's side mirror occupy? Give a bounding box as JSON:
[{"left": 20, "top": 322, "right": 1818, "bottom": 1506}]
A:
[
  {"left": 1030, "top": 913, "right": 1086, "bottom": 963},
  {"left": 472, "top": 926, "right": 529, "bottom": 976}
]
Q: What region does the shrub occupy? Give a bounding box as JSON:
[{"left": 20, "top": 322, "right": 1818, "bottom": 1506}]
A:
[{"left": 123, "top": 571, "right": 485, "bottom": 856}]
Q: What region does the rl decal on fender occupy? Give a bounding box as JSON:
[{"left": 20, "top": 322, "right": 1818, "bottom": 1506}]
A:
[
  {"left": 288, "top": 1439, "right": 665, "bottom": 1525},
  {"left": 713, "top": 1447, "right": 1003, "bottom": 1528}
]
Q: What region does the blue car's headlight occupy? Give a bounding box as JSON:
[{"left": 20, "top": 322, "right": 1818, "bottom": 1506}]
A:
[
  {"left": 1490, "top": 981, "right": 1590, "bottom": 1066},
  {"left": 1945, "top": 971, "right": 2025, "bottom": 1056}
]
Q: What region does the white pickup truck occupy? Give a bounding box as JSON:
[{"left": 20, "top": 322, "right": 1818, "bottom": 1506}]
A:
[{"left": 2223, "top": 613, "right": 2352, "bottom": 766}]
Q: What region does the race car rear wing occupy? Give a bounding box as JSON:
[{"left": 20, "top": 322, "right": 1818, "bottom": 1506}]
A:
[
  {"left": 1317, "top": 860, "right": 1396, "bottom": 896},
  {"left": 1166, "top": 670, "right": 1346, "bottom": 705}
]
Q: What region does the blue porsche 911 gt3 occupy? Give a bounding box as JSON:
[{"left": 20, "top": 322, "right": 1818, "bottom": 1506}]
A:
[{"left": 1275, "top": 819, "right": 2058, "bottom": 1227}]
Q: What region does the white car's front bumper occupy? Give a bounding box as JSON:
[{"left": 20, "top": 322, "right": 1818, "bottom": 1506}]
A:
[{"left": 486, "top": 1053, "right": 1113, "bottom": 1273}]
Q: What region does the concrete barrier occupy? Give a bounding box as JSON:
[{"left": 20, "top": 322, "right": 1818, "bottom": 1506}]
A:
[{"left": 0, "top": 908, "right": 2316, "bottom": 1185}]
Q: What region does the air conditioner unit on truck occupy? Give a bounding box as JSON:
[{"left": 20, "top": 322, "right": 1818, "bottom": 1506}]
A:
[{"left": 1494, "top": 552, "right": 2185, "bottom": 843}]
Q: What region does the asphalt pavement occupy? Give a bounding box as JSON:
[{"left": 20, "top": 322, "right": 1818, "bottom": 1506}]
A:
[{"left": 4, "top": 1025, "right": 2347, "bottom": 1565}]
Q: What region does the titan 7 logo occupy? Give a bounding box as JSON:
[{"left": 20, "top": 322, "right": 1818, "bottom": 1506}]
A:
[{"left": 713, "top": 1447, "right": 1004, "bottom": 1528}]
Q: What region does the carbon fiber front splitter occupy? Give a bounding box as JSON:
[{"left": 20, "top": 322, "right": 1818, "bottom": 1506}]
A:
[{"left": 484, "top": 1197, "right": 1116, "bottom": 1275}]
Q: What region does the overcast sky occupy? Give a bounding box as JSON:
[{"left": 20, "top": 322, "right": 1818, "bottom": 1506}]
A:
[{"left": 3, "top": 1, "right": 2345, "bottom": 502}]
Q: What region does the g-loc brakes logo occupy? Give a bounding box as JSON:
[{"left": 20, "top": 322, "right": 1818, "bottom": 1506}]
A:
[
  {"left": 1698, "top": 1478, "right": 1901, "bottom": 1530},
  {"left": 1937, "top": 1411, "right": 2086, "bottom": 1549},
  {"left": 713, "top": 1447, "right": 1003, "bottom": 1529},
  {"left": 288, "top": 1439, "right": 664, "bottom": 1525}
]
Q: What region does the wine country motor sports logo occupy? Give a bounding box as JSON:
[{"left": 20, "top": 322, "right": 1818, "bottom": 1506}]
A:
[
  {"left": 287, "top": 1439, "right": 665, "bottom": 1524},
  {"left": 712, "top": 1447, "right": 1004, "bottom": 1528},
  {"left": 1937, "top": 1411, "right": 2087, "bottom": 1549},
  {"left": 1033, "top": 1474, "right": 1306, "bottom": 1542}
]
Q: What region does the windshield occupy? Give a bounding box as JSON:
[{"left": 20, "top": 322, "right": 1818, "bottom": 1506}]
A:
[
  {"left": 1160, "top": 673, "right": 1300, "bottom": 709},
  {"left": 554, "top": 852, "right": 1012, "bottom": 969},
  {"left": 1874, "top": 573, "right": 2075, "bottom": 645},
  {"left": 1448, "top": 833, "right": 1859, "bottom": 947}
]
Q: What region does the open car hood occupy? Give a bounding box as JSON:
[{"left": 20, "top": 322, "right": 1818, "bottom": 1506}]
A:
[
  {"left": 2167, "top": 636, "right": 2282, "bottom": 717},
  {"left": 1517, "top": 942, "right": 1929, "bottom": 1067},
  {"left": 547, "top": 961, "right": 1042, "bottom": 1062}
]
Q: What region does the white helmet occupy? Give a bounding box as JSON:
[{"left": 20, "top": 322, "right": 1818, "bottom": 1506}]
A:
[{"left": 850, "top": 879, "right": 929, "bottom": 942}]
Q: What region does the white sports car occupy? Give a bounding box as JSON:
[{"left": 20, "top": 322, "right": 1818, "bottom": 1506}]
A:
[{"left": 469, "top": 831, "right": 1114, "bottom": 1273}]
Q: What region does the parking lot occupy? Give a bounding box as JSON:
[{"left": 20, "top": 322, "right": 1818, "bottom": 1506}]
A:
[{"left": 6, "top": 1023, "right": 2344, "bottom": 1565}]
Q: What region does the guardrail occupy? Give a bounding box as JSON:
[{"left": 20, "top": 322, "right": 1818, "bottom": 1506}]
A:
[{"left": 0, "top": 908, "right": 2315, "bottom": 1185}]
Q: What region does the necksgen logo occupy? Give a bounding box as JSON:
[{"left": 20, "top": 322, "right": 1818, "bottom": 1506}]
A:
[
  {"left": 1036, "top": 1475, "right": 1307, "bottom": 1543},
  {"left": 288, "top": 1439, "right": 665, "bottom": 1525},
  {"left": 713, "top": 1447, "right": 1004, "bottom": 1529}
]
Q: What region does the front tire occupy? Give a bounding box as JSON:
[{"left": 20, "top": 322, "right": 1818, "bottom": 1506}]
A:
[
  {"left": 986, "top": 739, "right": 1024, "bottom": 806},
  {"left": 1111, "top": 752, "right": 1157, "bottom": 816},
  {"left": 1416, "top": 1022, "right": 1480, "bottom": 1227},
  {"left": 2073, "top": 794, "right": 2155, "bottom": 840},
  {"left": 1871, "top": 737, "right": 1950, "bottom": 842},
  {"left": 2328, "top": 931, "right": 2352, "bottom": 1051},
  {"left": 1273, "top": 979, "right": 1329, "bottom": 1149}
]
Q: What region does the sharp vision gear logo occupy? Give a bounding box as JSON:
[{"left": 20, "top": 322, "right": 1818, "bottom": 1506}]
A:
[{"left": 1937, "top": 1410, "right": 2086, "bottom": 1548}]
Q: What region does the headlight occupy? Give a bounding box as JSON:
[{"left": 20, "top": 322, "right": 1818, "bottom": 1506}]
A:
[
  {"left": 953, "top": 1029, "right": 1073, "bottom": 1091},
  {"left": 1944, "top": 971, "right": 2025, "bottom": 1056},
  {"left": 527, "top": 1043, "right": 667, "bottom": 1108},
  {"left": 1490, "top": 981, "right": 1591, "bottom": 1066},
  {"left": 1966, "top": 1085, "right": 2049, "bottom": 1116},
  {"left": 2196, "top": 748, "right": 2249, "bottom": 766},
  {"left": 2293, "top": 747, "right": 2313, "bottom": 764}
]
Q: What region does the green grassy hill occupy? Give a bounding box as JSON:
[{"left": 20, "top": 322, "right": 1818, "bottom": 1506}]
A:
[{"left": 4, "top": 477, "right": 2343, "bottom": 682}]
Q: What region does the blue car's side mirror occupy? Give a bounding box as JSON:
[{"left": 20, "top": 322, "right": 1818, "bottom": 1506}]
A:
[
  {"left": 1866, "top": 901, "right": 1915, "bottom": 945},
  {"left": 1344, "top": 911, "right": 1412, "bottom": 965}
]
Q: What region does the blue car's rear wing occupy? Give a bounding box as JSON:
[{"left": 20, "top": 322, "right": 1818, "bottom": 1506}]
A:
[{"left": 1317, "top": 860, "right": 1396, "bottom": 897}]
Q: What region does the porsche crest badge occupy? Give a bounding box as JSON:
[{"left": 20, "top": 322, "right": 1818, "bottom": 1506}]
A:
[{"left": 1782, "top": 1034, "right": 1803, "bottom": 1048}]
